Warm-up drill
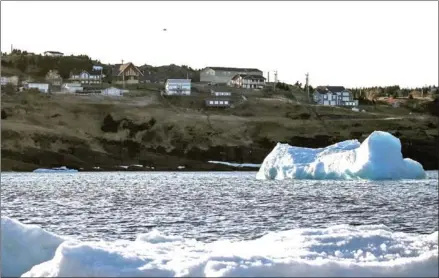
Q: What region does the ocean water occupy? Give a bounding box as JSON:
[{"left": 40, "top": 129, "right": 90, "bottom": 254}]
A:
[
  {"left": 1, "top": 171, "right": 438, "bottom": 241},
  {"left": 1, "top": 171, "right": 438, "bottom": 277}
]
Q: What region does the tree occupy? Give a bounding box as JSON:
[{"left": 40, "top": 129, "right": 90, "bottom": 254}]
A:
[{"left": 3, "top": 83, "right": 16, "bottom": 95}]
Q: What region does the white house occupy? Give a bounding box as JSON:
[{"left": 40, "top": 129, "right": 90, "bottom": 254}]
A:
[
  {"left": 231, "top": 74, "right": 266, "bottom": 89},
  {"left": 62, "top": 83, "right": 83, "bottom": 93},
  {"left": 313, "top": 86, "right": 358, "bottom": 107},
  {"left": 44, "top": 51, "right": 64, "bottom": 57},
  {"left": 102, "top": 87, "right": 128, "bottom": 97},
  {"left": 28, "top": 83, "right": 50, "bottom": 93},
  {"left": 164, "top": 79, "right": 191, "bottom": 96}
]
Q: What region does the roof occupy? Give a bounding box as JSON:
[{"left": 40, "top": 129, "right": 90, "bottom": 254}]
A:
[
  {"left": 205, "top": 67, "right": 262, "bottom": 73},
  {"left": 232, "top": 74, "right": 266, "bottom": 80},
  {"left": 315, "top": 86, "right": 347, "bottom": 94},
  {"left": 70, "top": 69, "right": 101, "bottom": 76},
  {"left": 44, "top": 51, "right": 63, "bottom": 54},
  {"left": 112, "top": 62, "right": 144, "bottom": 77}
]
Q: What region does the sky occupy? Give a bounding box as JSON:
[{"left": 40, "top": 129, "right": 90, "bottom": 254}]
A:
[{"left": 1, "top": 1, "right": 438, "bottom": 88}]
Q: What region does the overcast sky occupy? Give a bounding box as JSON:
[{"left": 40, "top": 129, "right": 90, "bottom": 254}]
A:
[{"left": 1, "top": 1, "right": 437, "bottom": 88}]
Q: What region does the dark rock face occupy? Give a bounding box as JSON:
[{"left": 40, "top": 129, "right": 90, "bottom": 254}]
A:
[
  {"left": 2, "top": 135, "right": 438, "bottom": 171},
  {"left": 1, "top": 109, "right": 7, "bottom": 119},
  {"left": 101, "top": 114, "right": 156, "bottom": 137},
  {"left": 2, "top": 113, "right": 437, "bottom": 172}
]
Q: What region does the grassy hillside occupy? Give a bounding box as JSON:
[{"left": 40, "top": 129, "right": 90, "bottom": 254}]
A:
[{"left": 1, "top": 89, "right": 438, "bottom": 171}]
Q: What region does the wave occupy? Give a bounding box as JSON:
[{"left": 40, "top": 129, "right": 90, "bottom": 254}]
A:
[{"left": 1, "top": 216, "right": 437, "bottom": 277}]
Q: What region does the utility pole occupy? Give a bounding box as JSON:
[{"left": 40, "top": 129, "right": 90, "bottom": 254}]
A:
[
  {"left": 121, "top": 59, "right": 125, "bottom": 89},
  {"left": 273, "top": 70, "right": 278, "bottom": 91},
  {"left": 268, "top": 72, "right": 270, "bottom": 83},
  {"left": 305, "top": 72, "right": 310, "bottom": 101}
]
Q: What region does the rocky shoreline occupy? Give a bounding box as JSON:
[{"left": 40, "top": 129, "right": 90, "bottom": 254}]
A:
[{"left": 2, "top": 134, "right": 437, "bottom": 172}]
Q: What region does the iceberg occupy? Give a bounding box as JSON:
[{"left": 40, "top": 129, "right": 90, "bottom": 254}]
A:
[
  {"left": 33, "top": 166, "right": 78, "bottom": 173},
  {"left": 256, "top": 131, "right": 426, "bottom": 180},
  {"left": 1, "top": 217, "right": 64, "bottom": 277},
  {"left": 2, "top": 217, "right": 437, "bottom": 277}
]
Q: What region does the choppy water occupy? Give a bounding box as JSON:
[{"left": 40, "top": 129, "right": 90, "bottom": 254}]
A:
[{"left": 1, "top": 171, "right": 437, "bottom": 242}]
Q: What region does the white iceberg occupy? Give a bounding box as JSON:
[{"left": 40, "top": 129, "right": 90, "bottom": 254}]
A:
[
  {"left": 1, "top": 217, "right": 64, "bottom": 277},
  {"left": 33, "top": 166, "right": 78, "bottom": 173},
  {"left": 256, "top": 131, "right": 426, "bottom": 180},
  {"left": 2, "top": 216, "right": 437, "bottom": 277}
]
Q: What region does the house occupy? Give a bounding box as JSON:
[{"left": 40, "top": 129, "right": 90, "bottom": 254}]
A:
[
  {"left": 27, "top": 82, "right": 50, "bottom": 93},
  {"left": 0, "top": 76, "right": 19, "bottom": 86},
  {"left": 44, "top": 51, "right": 64, "bottom": 57},
  {"left": 62, "top": 83, "right": 83, "bottom": 93},
  {"left": 211, "top": 90, "right": 232, "bottom": 97},
  {"left": 231, "top": 74, "right": 266, "bottom": 89},
  {"left": 200, "top": 67, "right": 263, "bottom": 85},
  {"left": 112, "top": 62, "right": 144, "bottom": 85},
  {"left": 45, "top": 70, "right": 63, "bottom": 91},
  {"left": 102, "top": 87, "right": 128, "bottom": 97},
  {"left": 164, "top": 79, "right": 191, "bottom": 96},
  {"left": 70, "top": 70, "right": 103, "bottom": 85},
  {"left": 205, "top": 99, "right": 231, "bottom": 108},
  {"left": 313, "top": 86, "right": 358, "bottom": 106}
]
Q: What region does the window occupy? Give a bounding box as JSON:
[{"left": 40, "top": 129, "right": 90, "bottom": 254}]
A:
[
  {"left": 219, "top": 101, "right": 223, "bottom": 105},
  {"left": 224, "top": 101, "right": 229, "bottom": 105},
  {"left": 209, "top": 101, "right": 213, "bottom": 105},
  {"left": 214, "top": 101, "right": 219, "bottom": 105}
]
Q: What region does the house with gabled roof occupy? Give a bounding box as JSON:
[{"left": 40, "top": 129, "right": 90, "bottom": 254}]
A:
[
  {"left": 200, "top": 66, "right": 263, "bottom": 85},
  {"left": 112, "top": 62, "right": 144, "bottom": 85},
  {"left": 70, "top": 69, "right": 103, "bottom": 85},
  {"left": 45, "top": 70, "right": 63, "bottom": 91},
  {"left": 313, "top": 86, "right": 358, "bottom": 107},
  {"left": 231, "top": 74, "right": 266, "bottom": 89}
]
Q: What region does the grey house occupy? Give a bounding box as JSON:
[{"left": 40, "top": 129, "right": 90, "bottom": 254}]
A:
[
  {"left": 313, "top": 86, "right": 358, "bottom": 106},
  {"left": 200, "top": 67, "right": 263, "bottom": 85}
]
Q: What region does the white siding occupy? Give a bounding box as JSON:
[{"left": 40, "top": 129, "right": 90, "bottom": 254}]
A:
[{"left": 28, "top": 83, "right": 50, "bottom": 93}]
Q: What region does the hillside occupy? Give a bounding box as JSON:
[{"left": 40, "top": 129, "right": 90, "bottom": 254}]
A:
[
  {"left": 1, "top": 89, "right": 438, "bottom": 172},
  {"left": 0, "top": 51, "right": 200, "bottom": 84},
  {"left": 1, "top": 50, "right": 438, "bottom": 171}
]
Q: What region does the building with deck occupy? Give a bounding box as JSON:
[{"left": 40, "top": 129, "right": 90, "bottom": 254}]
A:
[
  {"left": 200, "top": 67, "right": 263, "bottom": 85},
  {"left": 231, "top": 74, "right": 266, "bottom": 89},
  {"left": 313, "top": 86, "right": 358, "bottom": 106}
]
